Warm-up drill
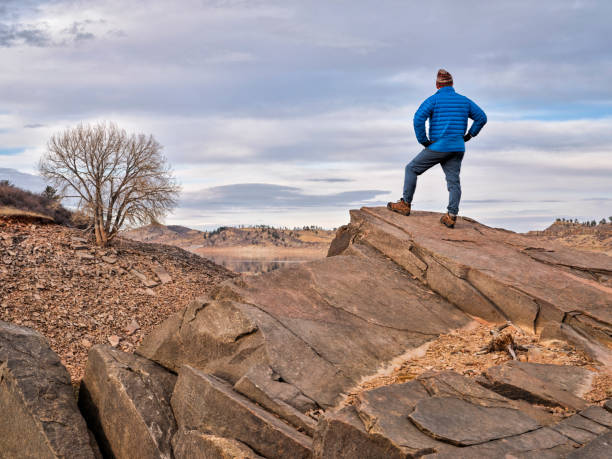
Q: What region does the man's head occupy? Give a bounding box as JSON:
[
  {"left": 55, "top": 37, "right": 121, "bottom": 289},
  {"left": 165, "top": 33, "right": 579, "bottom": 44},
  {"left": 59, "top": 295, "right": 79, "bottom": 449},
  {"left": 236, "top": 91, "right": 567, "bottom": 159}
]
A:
[{"left": 436, "top": 69, "right": 453, "bottom": 89}]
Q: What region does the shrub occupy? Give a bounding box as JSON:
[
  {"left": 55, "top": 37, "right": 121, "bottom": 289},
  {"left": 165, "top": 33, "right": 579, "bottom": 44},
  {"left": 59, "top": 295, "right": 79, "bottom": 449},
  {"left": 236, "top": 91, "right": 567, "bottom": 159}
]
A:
[{"left": 0, "top": 183, "right": 73, "bottom": 225}]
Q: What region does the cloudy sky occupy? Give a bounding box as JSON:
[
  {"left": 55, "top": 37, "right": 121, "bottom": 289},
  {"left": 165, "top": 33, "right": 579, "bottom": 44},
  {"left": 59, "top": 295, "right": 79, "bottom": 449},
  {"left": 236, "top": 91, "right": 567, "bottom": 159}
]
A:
[{"left": 1, "top": 0, "right": 611, "bottom": 232}]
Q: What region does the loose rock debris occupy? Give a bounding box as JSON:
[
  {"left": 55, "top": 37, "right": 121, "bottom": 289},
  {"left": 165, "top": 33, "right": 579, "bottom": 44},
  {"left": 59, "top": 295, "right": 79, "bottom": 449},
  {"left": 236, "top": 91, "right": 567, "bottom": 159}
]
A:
[{"left": 0, "top": 217, "right": 236, "bottom": 385}]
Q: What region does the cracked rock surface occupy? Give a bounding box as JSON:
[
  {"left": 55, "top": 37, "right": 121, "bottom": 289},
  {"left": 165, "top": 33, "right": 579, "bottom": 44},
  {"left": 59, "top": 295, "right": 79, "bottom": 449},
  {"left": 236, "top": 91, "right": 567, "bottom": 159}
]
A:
[
  {"left": 481, "top": 360, "right": 593, "bottom": 410},
  {"left": 331, "top": 207, "right": 612, "bottom": 363},
  {"left": 0, "top": 320, "right": 97, "bottom": 458},
  {"left": 78, "top": 345, "right": 177, "bottom": 459},
  {"left": 315, "top": 370, "right": 611, "bottom": 458},
  {"left": 409, "top": 396, "right": 540, "bottom": 445},
  {"left": 171, "top": 365, "right": 312, "bottom": 458},
  {"left": 6, "top": 208, "right": 608, "bottom": 458},
  {"left": 172, "top": 427, "right": 264, "bottom": 459},
  {"left": 133, "top": 207, "right": 611, "bottom": 458},
  {"left": 138, "top": 245, "right": 471, "bottom": 412}
]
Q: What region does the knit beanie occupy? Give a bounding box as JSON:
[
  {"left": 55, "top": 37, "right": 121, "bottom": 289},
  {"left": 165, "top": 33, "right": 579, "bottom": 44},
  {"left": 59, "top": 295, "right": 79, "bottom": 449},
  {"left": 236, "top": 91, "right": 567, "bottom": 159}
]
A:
[{"left": 436, "top": 69, "right": 453, "bottom": 87}]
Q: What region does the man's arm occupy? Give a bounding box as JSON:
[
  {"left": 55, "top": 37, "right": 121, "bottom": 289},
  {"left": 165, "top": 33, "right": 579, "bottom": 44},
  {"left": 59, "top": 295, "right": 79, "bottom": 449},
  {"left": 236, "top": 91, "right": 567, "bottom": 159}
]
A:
[
  {"left": 467, "top": 99, "right": 487, "bottom": 138},
  {"left": 413, "top": 98, "right": 434, "bottom": 146}
]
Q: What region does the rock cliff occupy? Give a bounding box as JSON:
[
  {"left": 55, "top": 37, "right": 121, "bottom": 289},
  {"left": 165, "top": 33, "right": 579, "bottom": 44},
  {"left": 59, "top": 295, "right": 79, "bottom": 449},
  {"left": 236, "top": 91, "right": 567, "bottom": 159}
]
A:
[
  {"left": 331, "top": 208, "right": 611, "bottom": 363},
  {"left": 1, "top": 207, "right": 611, "bottom": 458}
]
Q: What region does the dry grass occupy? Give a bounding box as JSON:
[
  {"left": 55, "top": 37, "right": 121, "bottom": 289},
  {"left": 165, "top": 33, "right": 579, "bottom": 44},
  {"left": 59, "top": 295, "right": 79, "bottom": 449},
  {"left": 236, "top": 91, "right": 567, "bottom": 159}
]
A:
[
  {"left": 0, "top": 206, "right": 54, "bottom": 221},
  {"left": 343, "top": 319, "right": 608, "bottom": 407},
  {"left": 527, "top": 221, "right": 612, "bottom": 256},
  {"left": 0, "top": 183, "right": 72, "bottom": 225},
  {"left": 295, "top": 231, "right": 336, "bottom": 244}
]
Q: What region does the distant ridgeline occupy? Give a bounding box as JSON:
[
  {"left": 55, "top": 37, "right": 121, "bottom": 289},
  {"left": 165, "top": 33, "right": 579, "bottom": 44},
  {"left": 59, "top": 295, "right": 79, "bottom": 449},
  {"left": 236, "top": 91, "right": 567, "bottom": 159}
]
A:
[
  {"left": 554, "top": 217, "right": 612, "bottom": 227},
  {"left": 527, "top": 217, "right": 612, "bottom": 256},
  {"left": 122, "top": 223, "right": 336, "bottom": 249},
  {"left": 530, "top": 218, "right": 612, "bottom": 236}
]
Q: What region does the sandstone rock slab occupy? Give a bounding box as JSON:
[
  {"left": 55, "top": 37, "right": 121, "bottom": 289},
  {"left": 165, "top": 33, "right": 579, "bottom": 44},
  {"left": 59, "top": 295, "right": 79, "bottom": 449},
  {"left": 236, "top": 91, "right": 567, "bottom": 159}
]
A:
[
  {"left": 334, "top": 207, "right": 612, "bottom": 357},
  {"left": 418, "top": 370, "right": 557, "bottom": 425},
  {"left": 354, "top": 380, "right": 448, "bottom": 455},
  {"left": 313, "top": 376, "right": 451, "bottom": 458},
  {"left": 579, "top": 405, "right": 612, "bottom": 428},
  {"left": 409, "top": 396, "right": 541, "bottom": 446},
  {"left": 171, "top": 365, "right": 312, "bottom": 459},
  {"left": 172, "top": 428, "right": 263, "bottom": 459},
  {"left": 137, "top": 298, "right": 265, "bottom": 380},
  {"left": 431, "top": 427, "right": 576, "bottom": 458},
  {"left": 481, "top": 361, "right": 592, "bottom": 410},
  {"left": 418, "top": 370, "right": 511, "bottom": 406},
  {"left": 234, "top": 364, "right": 318, "bottom": 436},
  {"left": 552, "top": 412, "right": 609, "bottom": 445},
  {"left": 568, "top": 431, "right": 612, "bottom": 459},
  {"left": 139, "top": 251, "right": 470, "bottom": 412},
  {"left": 78, "top": 345, "right": 177, "bottom": 459},
  {"left": 313, "top": 372, "right": 557, "bottom": 458},
  {"left": 0, "top": 321, "right": 96, "bottom": 459},
  {"left": 313, "top": 405, "right": 408, "bottom": 459}
]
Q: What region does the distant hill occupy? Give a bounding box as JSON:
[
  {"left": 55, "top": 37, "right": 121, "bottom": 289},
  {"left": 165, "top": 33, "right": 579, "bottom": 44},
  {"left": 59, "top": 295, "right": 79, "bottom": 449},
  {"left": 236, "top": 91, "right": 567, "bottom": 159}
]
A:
[
  {"left": 122, "top": 223, "right": 336, "bottom": 250},
  {"left": 0, "top": 168, "right": 46, "bottom": 192},
  {"left": 526, "top": 220, "right": 612, "bottom": 256}
]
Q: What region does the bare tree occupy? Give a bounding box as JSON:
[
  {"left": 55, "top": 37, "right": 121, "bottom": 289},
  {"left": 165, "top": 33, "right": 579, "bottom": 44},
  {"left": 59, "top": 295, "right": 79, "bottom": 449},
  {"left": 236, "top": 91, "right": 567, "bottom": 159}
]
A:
[{"left": 39, "top": 122, "right": 180, "bottom": 246}]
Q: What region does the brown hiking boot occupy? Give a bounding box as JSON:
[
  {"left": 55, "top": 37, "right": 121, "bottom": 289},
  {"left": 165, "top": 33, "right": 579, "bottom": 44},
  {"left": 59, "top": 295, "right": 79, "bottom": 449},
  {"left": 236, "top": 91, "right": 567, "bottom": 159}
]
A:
[
  {"left": 387, "top": 199, "right": 411, "bottom": 216},
  {"left": 440, "top": 213, "right": 457, "bottom": 228}
]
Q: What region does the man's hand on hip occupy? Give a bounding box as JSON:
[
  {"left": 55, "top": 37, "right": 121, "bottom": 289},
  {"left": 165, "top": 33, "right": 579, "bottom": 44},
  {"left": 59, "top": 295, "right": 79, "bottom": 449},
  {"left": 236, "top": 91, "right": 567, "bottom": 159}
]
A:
[
  {"left": 463, "top": 133, "right": 472, "bottom": 142},
  {"left": 422, "top": 140, "right": 432, "bottom": 147}
]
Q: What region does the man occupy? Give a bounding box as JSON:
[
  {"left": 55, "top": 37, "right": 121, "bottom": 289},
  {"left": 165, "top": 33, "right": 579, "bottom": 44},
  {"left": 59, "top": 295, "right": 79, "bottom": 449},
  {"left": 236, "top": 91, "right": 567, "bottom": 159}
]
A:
[{"left": 387, "top": 69, "right": 487, "bottom": 228}]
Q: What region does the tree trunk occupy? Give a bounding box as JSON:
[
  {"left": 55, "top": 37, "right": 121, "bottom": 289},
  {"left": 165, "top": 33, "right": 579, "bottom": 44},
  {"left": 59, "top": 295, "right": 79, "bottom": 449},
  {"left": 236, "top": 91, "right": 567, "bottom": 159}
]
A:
[
  {"left": 94, "top": 213, "right": 109, "bottom": 247},
  {"left": 94, "top": 216, "right": 102, "bottom": 246}
]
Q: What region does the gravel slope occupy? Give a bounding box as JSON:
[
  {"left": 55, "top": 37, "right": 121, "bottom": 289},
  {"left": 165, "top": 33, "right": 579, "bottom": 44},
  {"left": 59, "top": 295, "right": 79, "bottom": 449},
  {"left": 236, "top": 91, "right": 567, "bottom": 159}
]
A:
[{"left": 0, "top": 216, "right": 236, "bottom": 384}]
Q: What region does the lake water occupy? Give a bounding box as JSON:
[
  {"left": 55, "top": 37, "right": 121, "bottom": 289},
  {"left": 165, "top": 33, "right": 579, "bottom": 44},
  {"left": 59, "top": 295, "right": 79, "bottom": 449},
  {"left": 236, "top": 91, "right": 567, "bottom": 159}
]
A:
[{"left": 202, "top": 254, "right": 321, "bottom": 274}]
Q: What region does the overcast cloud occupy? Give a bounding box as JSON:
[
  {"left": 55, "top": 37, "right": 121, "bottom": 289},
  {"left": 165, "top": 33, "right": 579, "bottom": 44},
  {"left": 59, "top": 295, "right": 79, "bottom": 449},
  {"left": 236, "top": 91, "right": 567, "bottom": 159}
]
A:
[{"left": 1, "top": 0, "right": 610, "bottom": 231}]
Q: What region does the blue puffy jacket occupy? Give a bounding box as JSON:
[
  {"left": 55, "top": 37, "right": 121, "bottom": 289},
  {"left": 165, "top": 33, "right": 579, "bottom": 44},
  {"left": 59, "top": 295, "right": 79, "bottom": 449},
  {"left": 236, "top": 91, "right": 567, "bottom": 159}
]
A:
[{"left": 413, "top": 86, "right": 487, "bottom": 153}]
